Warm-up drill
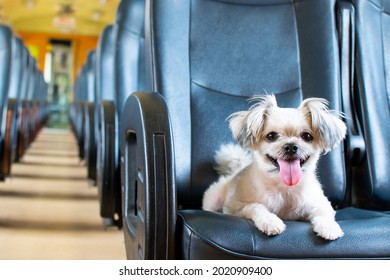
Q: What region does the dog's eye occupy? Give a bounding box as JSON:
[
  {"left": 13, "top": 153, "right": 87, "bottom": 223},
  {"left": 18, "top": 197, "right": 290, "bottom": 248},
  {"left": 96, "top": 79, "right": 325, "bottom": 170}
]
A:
[
  {"left": 301, "top": 132, "right": 314, "bottom": 142},
  {"left": 266, "top": 132, "right": 279, "bottom": 142}
]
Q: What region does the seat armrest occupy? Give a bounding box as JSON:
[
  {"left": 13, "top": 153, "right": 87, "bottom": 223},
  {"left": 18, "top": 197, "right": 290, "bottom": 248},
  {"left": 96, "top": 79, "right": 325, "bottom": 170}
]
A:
[
  {"left": 0, "top": 98, "right": 18, "bottom": 178},
  {"left": 97, "top": 100, "right": 122, "bottom": 227},
  {"left": 7, "top": 98, "right": 18, "bottom": 165},
  {"left": 76, "top": 102, "right": 85, "bottom": 160},
  {"left": 337, "top": 1, "right": 365, "bottom": 165},
  {"left": 120, "top": 91, "right": 176, "bottom": 259},
  {"left": 84, "top": 102, "right": 96, "bottom": 184}
]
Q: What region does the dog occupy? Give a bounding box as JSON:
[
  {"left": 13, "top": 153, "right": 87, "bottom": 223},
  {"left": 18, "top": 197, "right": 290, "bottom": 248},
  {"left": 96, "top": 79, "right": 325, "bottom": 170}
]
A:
[{"left": 202, "top": 95, "right": 346, "bottom": 240}]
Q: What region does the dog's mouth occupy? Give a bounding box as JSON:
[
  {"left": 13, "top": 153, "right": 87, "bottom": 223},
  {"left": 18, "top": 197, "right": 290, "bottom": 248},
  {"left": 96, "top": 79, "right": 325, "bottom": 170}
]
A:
[
  {"left": 266, "top": 155, "right": 309, "bottom": 168},
  {"left": 266, "top": 154, "right": 310, "bottom": 187}
]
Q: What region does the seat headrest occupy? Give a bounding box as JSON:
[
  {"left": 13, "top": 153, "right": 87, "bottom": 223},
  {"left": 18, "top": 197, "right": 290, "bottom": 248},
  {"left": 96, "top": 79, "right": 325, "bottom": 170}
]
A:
[
  {"left": 211, "top": 0, "right": 293, "bottom": 5},
  {"left": 86, "top": 51, "right": 96, "bottom": 103},
  {"left": 115, "top": 0, "right": 145, "bottom": 35},
  {"left": 96, "top": 25, "right": 115, "bottom": 102}
]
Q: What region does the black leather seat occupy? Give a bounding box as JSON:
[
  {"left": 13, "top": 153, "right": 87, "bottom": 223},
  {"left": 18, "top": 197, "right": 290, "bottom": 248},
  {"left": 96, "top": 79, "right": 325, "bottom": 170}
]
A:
[
  {"left": 4, "top": 37, "right": 42, "bottom": 176},
  {"left": 16, "top": 46, "right": 31, "bottom": 161},
  {"left": 29, "top": 69, "right": 42, "bottom": 143},
  {"left": 36, "top": 72, "right": 48, "bottom": 132},
  {"left": 95, "top": 24, "right": 121, "bottom": 226},
  {"left": 0, "top": 25, "right": 12, "bottom": 180},
  {"left": 28, "top": 68, "right": 39, "bottom": 144},
  {"left": 4, "top": 37, "right": 25, "bottom": 175},
  {"left": 18, "top": 54, "right": 36, "bottom": 159},
  {"left": 84, "top": 50, "right": 97, "bottom": 184},
  {"left": 119, "top": 0, "right": 390, "bottom": 259},
  {"left": 352, "top": 0, "right": 390, "bottom": 209},
  {"left": 1, "top": 36, "right": 22, "bottom": 177},
  {"left": 97, "top": 0, "right": 147, "bottom": 227},
  {"left": 72, "top": 67, "right": 86, "bottom": 160},
  {"left": 25, "top": 60, "right": 38, "bottom": 147}
]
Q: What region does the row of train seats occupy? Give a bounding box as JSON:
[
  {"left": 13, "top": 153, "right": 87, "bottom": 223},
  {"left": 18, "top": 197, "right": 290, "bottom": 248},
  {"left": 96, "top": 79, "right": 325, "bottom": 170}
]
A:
[
  {"left": 71, "top": 0, "right": 146, "bottom": 228},
  {"left": 0, "top": 25, "right": 49, "bottom": 181},
  {"left": 71, "top": 0, "right": 390, "bottom": 259}
]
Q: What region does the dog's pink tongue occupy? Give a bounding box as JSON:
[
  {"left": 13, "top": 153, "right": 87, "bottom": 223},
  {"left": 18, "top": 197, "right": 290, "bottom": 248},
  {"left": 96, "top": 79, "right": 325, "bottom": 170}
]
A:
[{"left": 277, "top": 159, "right": 302, "bottom": 186}]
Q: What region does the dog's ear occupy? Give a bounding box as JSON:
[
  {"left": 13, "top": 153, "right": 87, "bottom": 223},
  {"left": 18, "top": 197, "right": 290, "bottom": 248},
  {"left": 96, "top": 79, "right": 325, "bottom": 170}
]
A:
[
  {"left": 229, "top": 110, "right": 252, "bottom": 147},
  {"left": 229, "top": 95, "right": 277, "bottom": 148},
  {"left": 299, "top": 98, "right": 346, "bottom": 153}
]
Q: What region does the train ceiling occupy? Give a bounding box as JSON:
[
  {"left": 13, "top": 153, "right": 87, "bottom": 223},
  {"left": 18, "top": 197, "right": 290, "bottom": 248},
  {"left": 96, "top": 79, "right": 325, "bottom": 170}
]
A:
[{"left": 0, "top": 0, "right": 119, "bottom": 36}]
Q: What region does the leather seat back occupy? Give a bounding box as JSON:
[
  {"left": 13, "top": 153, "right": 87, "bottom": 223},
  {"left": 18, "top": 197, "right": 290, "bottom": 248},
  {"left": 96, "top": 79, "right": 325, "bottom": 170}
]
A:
[
  {"left": 96, "top": 25, "right": 115, "bottom": 103},
  {"left": 0, "top": 25, "right": 12, "bottom": 125},
  {"left": 8, "top": 38, "right": 24, "bottom": 100},
  {"left": 114, "top": 0, "right": 148, "bottom": 120},
  {"left": 86, "top": 51, "right": 96, "bottom": 104},
  {"left": 146, "top": 0, "right": 346, "bottom": 209},
  {"left": 95, "top": 25, "right": 116, "bottom": 169},
  {"left": 18, "top": 43, "right": 29, "bottom": 105},
  {"left": 353, "top": 0, "right": 390, "bottom": 209},
  {"left": 26, "top": 59, "right": 37, "bottom": 101}
]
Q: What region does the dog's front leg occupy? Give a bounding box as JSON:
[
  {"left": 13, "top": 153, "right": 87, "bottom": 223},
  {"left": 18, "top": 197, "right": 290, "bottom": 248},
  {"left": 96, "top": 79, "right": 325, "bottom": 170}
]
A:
[
  {"left": 239, "top": 203, "right": 286, "bottom": 236},
  {"left": 307, "top": 203, "right": 344, "bottom": 241}
]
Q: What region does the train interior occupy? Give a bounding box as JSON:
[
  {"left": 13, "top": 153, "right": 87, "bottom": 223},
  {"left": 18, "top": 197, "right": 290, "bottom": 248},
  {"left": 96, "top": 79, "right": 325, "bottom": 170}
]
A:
[{"left": 0, "top": 0, "right": 389, "bottom": 260}]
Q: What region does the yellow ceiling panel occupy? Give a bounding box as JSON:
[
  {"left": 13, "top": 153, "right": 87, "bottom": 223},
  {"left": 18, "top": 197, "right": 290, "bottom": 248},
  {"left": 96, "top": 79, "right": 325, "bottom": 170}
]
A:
[{"left": 0, "top": 0, "right": 119, "bottom": 36}]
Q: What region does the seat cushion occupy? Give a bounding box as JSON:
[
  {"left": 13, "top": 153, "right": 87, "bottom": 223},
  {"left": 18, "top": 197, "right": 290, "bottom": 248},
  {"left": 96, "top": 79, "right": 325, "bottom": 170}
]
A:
[{"left": 176, "top": 208, "right": 390, "bottom": 259}]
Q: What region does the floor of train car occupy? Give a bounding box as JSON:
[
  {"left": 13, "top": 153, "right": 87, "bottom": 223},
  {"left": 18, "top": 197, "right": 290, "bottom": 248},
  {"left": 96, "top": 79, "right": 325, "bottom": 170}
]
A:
[{"left": 0, "top": 128, "right": 126, "bottom": 259}]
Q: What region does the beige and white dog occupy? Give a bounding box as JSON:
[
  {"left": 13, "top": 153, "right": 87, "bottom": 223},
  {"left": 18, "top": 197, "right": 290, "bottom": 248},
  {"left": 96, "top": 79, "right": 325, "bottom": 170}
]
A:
[{"left": 202, "top": 95, "right": 346, "bottom": 240}]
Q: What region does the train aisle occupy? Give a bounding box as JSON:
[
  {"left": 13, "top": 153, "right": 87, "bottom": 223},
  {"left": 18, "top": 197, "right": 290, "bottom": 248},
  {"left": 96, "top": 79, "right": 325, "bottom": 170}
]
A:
[{"left": 0, "top": 128, "right": 125, "bottom": 259}]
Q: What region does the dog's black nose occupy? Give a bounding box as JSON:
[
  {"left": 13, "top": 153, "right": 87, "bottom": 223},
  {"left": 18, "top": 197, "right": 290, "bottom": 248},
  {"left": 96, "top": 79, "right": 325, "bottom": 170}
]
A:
[{"left": 284, "top": 143, "right": 299, "bottom": 155}]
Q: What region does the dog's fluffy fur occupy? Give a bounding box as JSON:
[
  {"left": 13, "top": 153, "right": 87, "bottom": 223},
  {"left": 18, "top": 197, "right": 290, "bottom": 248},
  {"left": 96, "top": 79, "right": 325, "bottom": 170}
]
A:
[{"left": 202, "top": 95, "right": 346, "bottom": 240}]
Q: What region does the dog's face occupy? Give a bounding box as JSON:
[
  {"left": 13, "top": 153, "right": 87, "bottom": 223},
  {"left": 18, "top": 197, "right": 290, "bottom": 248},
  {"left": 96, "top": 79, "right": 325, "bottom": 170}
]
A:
[{"left": 229, "top": 95, "right": 346, "bottom": 186}]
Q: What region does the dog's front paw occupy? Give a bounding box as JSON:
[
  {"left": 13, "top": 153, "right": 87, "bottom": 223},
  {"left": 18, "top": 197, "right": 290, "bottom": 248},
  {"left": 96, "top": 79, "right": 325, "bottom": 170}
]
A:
[
  {"left": 254, "top": 214, "right": 286, "bottom": 236},
  {"left": 312, "top": 218, "right": 344, "bottom": 240}
]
